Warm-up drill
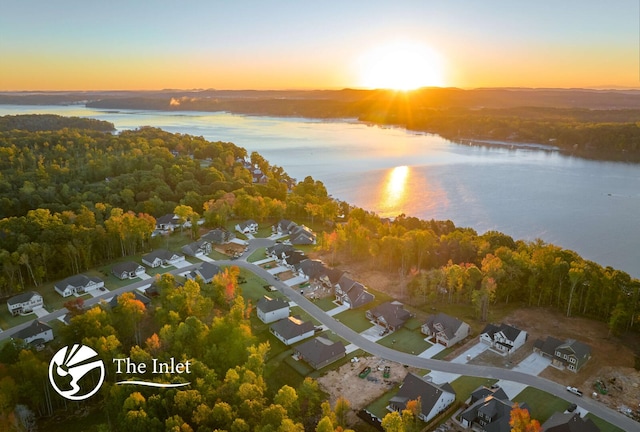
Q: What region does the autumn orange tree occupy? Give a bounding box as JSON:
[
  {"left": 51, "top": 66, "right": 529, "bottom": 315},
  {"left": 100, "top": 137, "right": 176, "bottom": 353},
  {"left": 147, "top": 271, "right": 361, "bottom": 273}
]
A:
[{"left": 509, "top": 403, "right": 541, "bottom": 432}]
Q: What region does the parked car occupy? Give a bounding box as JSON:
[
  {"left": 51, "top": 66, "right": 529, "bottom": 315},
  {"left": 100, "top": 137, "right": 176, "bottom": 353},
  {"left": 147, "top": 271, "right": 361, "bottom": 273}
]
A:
[{"left": 566, "top": 386, "right": 583, "bottom": 397}]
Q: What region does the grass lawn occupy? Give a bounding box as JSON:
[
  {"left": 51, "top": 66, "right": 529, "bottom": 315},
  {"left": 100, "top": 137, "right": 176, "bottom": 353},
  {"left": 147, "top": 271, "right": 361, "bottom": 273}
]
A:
[
  {"left": 0, "top": 307, "right": 35, "bottom": 330},
  {"left": 377, "top": 328, "right": 432, "bottom": 355},
  {"left": 513, "top": 387, "right": 570, "bottom": 423},
  {"left": 313, "top": 296, "right": 339, "bottom": 312},
  {"left": 334, "top": 309, "right": 373, "bottom": 333},
  {"left": 586, "top": 413, "right": 625, "bottom": 432},
  {"left": 366, "top": 384, "right": 401, "bottom": 419},
  {"left": 247, "top": 247, "right": 267, "bottom": 262},
  {"left": 421, "top": 302, "right": 524, "bottom": 336},
  {"left": 404, "top": 317, "right": 423, "bottom": 331},
  {"left": 235, "top": 267, "right": 274, "bottom": 303},
  {"left": 290, "top": 306, "right": 321, "bottom": 326},
  {"left": 450, "top": 376, "right": 498, "bottom": 403}
]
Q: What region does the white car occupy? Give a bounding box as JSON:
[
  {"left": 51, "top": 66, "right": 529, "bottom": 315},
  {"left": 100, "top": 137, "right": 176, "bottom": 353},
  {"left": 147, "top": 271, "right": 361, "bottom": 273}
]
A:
[{"left": 566, "top": 386, "right": 583, "bottom": 397}]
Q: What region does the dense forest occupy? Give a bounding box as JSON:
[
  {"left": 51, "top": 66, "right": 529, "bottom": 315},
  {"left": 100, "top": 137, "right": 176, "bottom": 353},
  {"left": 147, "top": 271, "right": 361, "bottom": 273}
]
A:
[{"left": 0, "top": 115, "right": 639, "bottom": 430}]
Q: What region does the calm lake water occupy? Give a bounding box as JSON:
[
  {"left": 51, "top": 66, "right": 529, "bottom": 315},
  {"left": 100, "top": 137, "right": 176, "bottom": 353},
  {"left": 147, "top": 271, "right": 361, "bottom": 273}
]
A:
[{"left": 2, "top": 105, "right": 639, "bottom": 277}]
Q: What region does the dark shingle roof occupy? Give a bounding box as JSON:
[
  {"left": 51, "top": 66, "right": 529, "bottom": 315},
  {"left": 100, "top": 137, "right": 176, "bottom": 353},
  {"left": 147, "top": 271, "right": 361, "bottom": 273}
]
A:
[
  {"left": 481, "top": 323, "right": 523, "bottom": 342},
  {"left": 112, "top": 261, "right": 143, "bottom": 275},
  {"left": 534, "top": 336, "right": 563, "bottom": 356},
  {"left": 295, "top": 337, "right": 345, "bottom": 366},
  {"left": 108, "top": 291, "right": 151, "bottom": 308},
  {"left": 389, "top": 373, "right": 455, "bottom": 418},
  {"left": 13, "top": 320, "right": 52, "bottom": 340},
  {"left": 542, "top": 412, "right": 600, "bottom": 432},
  {"left": 368, "top": 301, "right": 411, "bottom": 329},
  {"left": 7, "top": 291, "right": 41, "bottom": 306},
  {"left": 270, "top": 316, "right": 314, "bottom": 339},
  {"left": 195, "top": 262, "right": 220, "bottom": 282},
  {"left": 257, "top": 296, "right": 289, "bottom": 313},
  {"left": 557, "top": 339, "right": 591, "bottom": 360},
  {"left": 424, "top": 313, "right": 466, "bottom": 339},
  {"left": 54, "top": 274, "right": 102, "bottom": 290}
]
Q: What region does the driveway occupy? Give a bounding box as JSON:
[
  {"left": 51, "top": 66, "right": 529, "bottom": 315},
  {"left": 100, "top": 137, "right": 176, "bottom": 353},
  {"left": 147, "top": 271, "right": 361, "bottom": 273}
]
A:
[
  {"left": 359, "top": 325, "right": 385, "bottom": 342},
  {"left": 198, "top": 255, "right": 217, "bottom": 264},
  {"left": 418, "top": 343, "right": 446, "bottom": 359},
  {"left": 513, "top": 353, "right": 551, "bottom": 375},
  {"left": 252, "top": 257, "right": 276, "bottom": 265},
  {"left": 138, "top": 272, "right": 152, "bottom": 280},
  {"left": 326, "top": 303, "right": 349, "bottom": 317},
  {"left": 284, "top": 275, "right": 308, "bottom": 287},
  {"left": 172, "top": 259, "right": 192, "bottom": 269},
  {"left": 267, "top": 266, "right": 289, "bottom": 275},
  {"left": 33, "top": 306, "right": 49, "bottom": 318}
]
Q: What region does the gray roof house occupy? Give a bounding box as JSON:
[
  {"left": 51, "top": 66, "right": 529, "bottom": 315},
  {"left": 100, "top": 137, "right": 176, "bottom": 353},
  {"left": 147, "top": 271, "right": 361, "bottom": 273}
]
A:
[
  {"left": 266, "top": 243, "right": 295, "bottom": 260},
  {"left": 289, "top": 225, "right": 316, "bottom": 245},
  {"left": 388, "top": 373, "right": 456, "bottom": 423},
  {"left": 235, "top": 219, "right": 258, "bottom": 234},
  {"left": 273, "top": 219, "right": 297, "bottom": 235},
  {"left": 187, "top": 262, "right": 221, "bottom": 284},
  {"left": 459, "top": 385, "right": 529, "bottom": 432},
  {"left": 422, "top": 313, "right": 471, "bottom": 347},
  {"left": 256, "top": 296, "right": 290, "bottom": 324},
  {"left": 142, "top": 249, "right": 185, "bottom": 268},
  {"left": 112, "top": 261, "right": 146, "bottom": 280},
  {"left": 270, "top": 316, "right": 315, "bottom": 345},
  {"left": 181, "top": 239, "right": 212, "bottom": 257},
  {"left": 534, "top": 337, "right": 591, "bottom": 373},
  {"left": 335, "top": 274, "right": 375, "bottom": 309},
  {"left": 201, "top": 227, "right": 235, "bottom": 244},
  {"left": 155, "top": 213, "right": 180, "bottom": 232},
  {"left": 479, "top": 322, "right": 528, "bottom": 355},
  {"left": 294, "top": 337, "right": 346, "bottom": 370},
  {"left": 7, "top": 291, "right": 43, "bottom": 316},
  {"left": 541, "top": 412, "right": 600, "bottom": 432},
  {"left": 366, "top": 301, "right": 412, "bottom": 332},
  {"left": 13, "top": 320, "right": 54, "bottom": 348},
  {"left": 54, "top": 274, "right": 104, "bottom": 298}
]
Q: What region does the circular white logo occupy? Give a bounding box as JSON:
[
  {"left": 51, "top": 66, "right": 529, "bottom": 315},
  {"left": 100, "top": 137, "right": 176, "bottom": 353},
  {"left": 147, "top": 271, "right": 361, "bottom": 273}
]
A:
[{"left": 48, "top": 344, "right": 105, "bottom": 401}]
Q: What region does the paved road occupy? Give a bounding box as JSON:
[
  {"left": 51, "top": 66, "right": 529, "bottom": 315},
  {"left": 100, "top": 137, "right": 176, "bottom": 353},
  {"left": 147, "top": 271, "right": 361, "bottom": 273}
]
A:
[{"left": 4, "top": 238, "right": 637, "bottom": 431}]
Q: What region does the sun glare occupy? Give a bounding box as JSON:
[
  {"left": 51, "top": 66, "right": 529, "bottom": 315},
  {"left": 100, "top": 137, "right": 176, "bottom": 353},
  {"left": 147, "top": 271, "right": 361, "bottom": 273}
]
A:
[
  {"left": 357, "top": 40, "right": 445, "bottom": 91},
  {"left": 380, "top": 165, "right": 410, "bottom": 213}
]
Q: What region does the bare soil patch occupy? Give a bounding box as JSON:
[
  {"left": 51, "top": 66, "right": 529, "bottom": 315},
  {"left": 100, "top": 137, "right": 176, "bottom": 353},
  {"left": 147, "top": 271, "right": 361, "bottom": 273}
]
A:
[
  {"left": 317, "top": 356, "right": 415, "bottom": 423},
  {"left": 214, "top": 243, "right": 245, "bottom": 256}
]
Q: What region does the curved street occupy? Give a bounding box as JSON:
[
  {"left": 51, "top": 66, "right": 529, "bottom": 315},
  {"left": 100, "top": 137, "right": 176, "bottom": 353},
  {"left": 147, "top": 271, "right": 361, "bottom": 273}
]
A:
[{"left": 2, "top": 236, "right": 637, "bottom": 431}]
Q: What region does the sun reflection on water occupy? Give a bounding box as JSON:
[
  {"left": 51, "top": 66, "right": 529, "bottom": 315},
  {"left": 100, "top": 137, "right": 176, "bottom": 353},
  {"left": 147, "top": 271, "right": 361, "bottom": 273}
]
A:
[{"left": 381, "top": 165, "right": 410, "bottom": 212}]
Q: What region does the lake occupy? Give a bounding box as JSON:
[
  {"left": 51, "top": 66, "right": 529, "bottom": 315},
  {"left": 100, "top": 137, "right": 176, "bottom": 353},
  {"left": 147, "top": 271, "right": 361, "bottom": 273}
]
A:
[{"left": 2, "top": 104, "right": 639, "bottom": 277}]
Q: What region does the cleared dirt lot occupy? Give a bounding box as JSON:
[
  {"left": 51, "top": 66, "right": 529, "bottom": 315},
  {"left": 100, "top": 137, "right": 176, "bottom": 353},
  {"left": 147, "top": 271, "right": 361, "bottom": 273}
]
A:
[{"left": 317, "top": 356, "right": 416, "bottom": 423}]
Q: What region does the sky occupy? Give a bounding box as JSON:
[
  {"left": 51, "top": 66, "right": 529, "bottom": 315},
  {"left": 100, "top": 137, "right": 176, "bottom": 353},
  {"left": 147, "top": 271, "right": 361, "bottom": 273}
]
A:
[{"left": 0, "top": 1, "right": 638, "bottom": 91}]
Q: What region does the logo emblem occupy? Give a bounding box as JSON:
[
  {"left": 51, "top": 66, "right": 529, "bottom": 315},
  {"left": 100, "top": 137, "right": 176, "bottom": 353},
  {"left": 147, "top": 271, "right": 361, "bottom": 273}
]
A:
[{"left": 49, "top": 344, "right": 105, "bottom": 400}]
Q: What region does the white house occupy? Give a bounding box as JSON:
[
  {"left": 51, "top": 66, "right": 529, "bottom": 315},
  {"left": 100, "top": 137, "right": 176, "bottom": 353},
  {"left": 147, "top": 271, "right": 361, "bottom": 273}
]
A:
[
  {"left": 142, "top": 249, "right": 185, "bottom": 268},
  {"left": 388, "top": 373, "right": 456, "bottom": 423},
  {"left": 13, "top": 320, "right": 54, "bottom": 347},
  {"left": 235, "top": 219, "right": 258, "bottom": 235},
  {"left": 270, "top": 316, "right": 315, "bottom": 345},
  {"left": 54, "top": 274, "right": 104, "bottom": 298},
  {"left": 112, "top": 261, "right": 146, "bottom": 280},
  {"left": 256, "top": 296, "right": 290, "bottom": 324},
  {"left": 7, "top": 291, "right": 43, "bottom": 316},
  {"left": 479, "top": 323, "right": 527, "bottom": 355},
  {"left": 181, "top": 239, "right": 212, "bottom": 257}
]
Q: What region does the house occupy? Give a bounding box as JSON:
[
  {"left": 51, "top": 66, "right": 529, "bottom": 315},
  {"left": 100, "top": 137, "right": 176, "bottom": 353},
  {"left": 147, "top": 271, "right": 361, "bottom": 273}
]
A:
[
  {"left": 54, "top": 274, "right": 105, "bottom": 297},
  {"left": 108, "top": 291, "right": 151, "bottom": 309},
  {"left": 155, "top": 213, "right": 180, "bottom": 232},
  {"left": 252, "top": 168, "right": 268, "bottom": 184},
  {"left": 201, "top": 228, "right": 235, "bottom": 244},
  {"left": 181, "top": 239, "right": 212, "bottom": 257},
  {"left": 295, "top": 259, "right": 327, "bottom": 282},
  {"left": 388, "top": 373, "right": 456, "bottom": 423},
  {"left": 289, "top": 225, "right": 316, "bottom": 245},
  {"left": 534, "top": 337, "right": 591, "bottom": 373},
  {"left": 459, "top": 385, "right": 529, "bottom": 431},
  {"left": 13, "top": 320, "right": 54, "bottom": 348},
  {"left": 294, "top": 337, "right": 346, "bottom": 369},
  {"left": 142, "top": 249, "right": 185, "bottom": 268},
  {"left": 270, "top": 316, "right": 315, "bottom": 345},
  {"left": 112, "top": 261, "right": 146, "bottom": 280},
  {"left": 256, "top": 296, "right": 290, "bottom": 324},
  {"left": 334, "top": 274, "right": 374, "bottom": 309},
  {"left": 7, "top": 291, "right": 43, "bottom": 316},
  {"left": 282, "top": 250, "right": 308, "bottom": 269},
  {"left": 266, "top": 243, "right": 294, "bottom": 260},
  {"left": 541, "top": 412, "right": 600, "bottom": 432},
  {"left": 187, "top": 262, "right": 221, "bottom": 284},
  {"left": 479, "top": 323, "right": 527, "bottom": 355},
  {"left": 366, "top": 301, "right": 412, "bottom": 332},
  {"left": 273, "top": 219, "right": 297, "bottom": 235},
  {"left": 235, "top": 219, "right": 258, "bottom": 234},
  {"left": 422, "top": 313, "right": 471, "bottom": 347}
]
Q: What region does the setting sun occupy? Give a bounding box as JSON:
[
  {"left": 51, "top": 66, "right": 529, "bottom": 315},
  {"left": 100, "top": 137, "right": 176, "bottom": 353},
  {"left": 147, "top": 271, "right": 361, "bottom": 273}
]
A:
[{"left": 357, "top": 40, "right": 445, "bottom": 90}]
